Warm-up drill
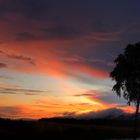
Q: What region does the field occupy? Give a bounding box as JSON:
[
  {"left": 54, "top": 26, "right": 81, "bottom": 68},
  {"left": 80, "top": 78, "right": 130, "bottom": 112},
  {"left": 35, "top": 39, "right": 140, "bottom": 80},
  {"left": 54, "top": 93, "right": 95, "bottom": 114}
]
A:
[{"left": 0, "top": 118, "right": 140, "bottom": 139}]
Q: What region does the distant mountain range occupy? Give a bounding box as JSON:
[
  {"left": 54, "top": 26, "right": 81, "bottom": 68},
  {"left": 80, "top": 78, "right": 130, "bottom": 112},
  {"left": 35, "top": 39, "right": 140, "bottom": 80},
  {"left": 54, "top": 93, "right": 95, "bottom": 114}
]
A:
[{"left": 62, "top": 108, "right": 136, "bottom": 120}]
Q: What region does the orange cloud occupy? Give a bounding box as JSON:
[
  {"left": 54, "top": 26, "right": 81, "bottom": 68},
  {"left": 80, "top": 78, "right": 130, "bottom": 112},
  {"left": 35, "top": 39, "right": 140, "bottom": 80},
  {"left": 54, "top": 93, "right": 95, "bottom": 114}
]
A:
[
  {"left": 0, "top": 105, "right": 55, "bottom": 119},
  {"left": 0, "top": 98, "right": 135, "bottom": 119},
  {"left": 84, "top": 93, "right": 135, "bottom": 114},
  {"left": 0, "top": 44, "right": 109, "bottom": 79},
  {"left": 72, "top": 64, "right": 108, "bottom": 78},
  {"left": 117, "top": 106, "right": 135, "bottom": 113}
]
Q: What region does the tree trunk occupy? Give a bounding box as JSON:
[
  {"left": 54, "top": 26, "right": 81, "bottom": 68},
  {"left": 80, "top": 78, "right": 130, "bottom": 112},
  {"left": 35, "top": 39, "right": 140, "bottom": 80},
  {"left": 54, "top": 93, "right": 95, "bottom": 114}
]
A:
[{"left": 134, "top": 99, "right": 140, "bottom": 140}]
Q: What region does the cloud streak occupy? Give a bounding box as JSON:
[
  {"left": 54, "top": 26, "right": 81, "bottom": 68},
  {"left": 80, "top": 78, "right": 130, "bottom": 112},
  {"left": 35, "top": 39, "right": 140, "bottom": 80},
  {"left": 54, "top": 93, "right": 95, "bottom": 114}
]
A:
[
  {"left": 0, "top": 50, "right": 36, "bottom": 65},
  {"left": 7, "top": 54, "right": 35, "bottom": 65},
  {"left": 0, "top": 62, "right": 7, "bottom": 68},
  {"left": 0, "top": 87, "right": 49, "bottom": 96},
  {"left": 0, "top": 46, "right": 109, "bottom": 81}
]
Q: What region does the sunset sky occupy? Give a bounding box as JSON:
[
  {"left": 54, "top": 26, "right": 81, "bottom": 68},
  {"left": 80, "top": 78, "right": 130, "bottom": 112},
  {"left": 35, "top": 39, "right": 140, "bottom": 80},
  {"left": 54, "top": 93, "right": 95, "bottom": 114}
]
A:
[{"left": 0, "top": 0, "right": 140, "bottom": 119}]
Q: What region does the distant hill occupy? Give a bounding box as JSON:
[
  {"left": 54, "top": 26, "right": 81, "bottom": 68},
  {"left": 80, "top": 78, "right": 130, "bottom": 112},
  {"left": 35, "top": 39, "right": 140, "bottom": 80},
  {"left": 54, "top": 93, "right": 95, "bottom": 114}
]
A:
[{"left": 59, "top": 108, "right": 135, "bottom": 120}]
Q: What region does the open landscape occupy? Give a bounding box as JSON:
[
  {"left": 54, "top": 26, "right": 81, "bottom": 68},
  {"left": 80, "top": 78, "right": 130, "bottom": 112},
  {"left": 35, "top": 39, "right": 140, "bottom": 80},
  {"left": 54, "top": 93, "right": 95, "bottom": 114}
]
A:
[{"left": 0, "top": 118, "right": 140, "bottom": 139}]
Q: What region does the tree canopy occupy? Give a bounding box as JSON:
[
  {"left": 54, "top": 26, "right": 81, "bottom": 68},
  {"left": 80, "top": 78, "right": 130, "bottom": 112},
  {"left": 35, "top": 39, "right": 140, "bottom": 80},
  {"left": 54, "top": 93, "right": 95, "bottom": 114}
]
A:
[{"left": 110, "top": 42, "right": 140, "bottom": 105}]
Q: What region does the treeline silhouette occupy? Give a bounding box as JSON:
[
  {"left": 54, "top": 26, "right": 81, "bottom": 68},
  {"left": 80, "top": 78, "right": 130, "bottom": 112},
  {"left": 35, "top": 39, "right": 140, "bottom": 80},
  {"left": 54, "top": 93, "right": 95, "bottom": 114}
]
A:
[{"left": 0, "top": 117, "right": 140, "bottom": 139}]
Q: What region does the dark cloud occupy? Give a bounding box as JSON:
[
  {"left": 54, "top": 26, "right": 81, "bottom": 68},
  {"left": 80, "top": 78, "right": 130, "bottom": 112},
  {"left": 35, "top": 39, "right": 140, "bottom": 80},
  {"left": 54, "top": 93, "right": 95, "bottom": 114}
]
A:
[
  {"left": 91, "top": 21, "right": 122, "bottom": 33},
  {"left": 61, "top": 54, "right": 114, "bottom": 71},
  {"left": 92, "top": 22, "right": 112, "bottom": 33},
  {"left": 16, "top": 32, "right": 38, "bottom": 41},
  {"left": 0, "top": 0, "right": 140, "bottom": 27},
  {"left": 0, "top": 87, "right": 49, "bottom": 96},
  {"left": 0, "top": 0, "right": 48, "bottom": 20},
  {"left": 0, "top": 62, "right": 7, "bottom": 68},
  {"left": 7, "top": 54, "right": 35, "bottom": 65},
  {"left": 0, "top": 50, "right": 35, "bottom": 65},
  {"left": 16, "top": 25, "right": 84, "bottom": 41},
  {"left": 40, "top": 25, "right": 84, "bottom": 40},
  {"left": 15, "top": 23, "right": 122, "bottom": 42}
]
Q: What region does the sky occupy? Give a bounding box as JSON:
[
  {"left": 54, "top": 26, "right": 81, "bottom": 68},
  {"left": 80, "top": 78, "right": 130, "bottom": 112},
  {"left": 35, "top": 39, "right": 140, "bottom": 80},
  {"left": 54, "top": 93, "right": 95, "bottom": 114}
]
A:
[{"left": 0, "top": 0, "right": 140, "bottom": 119}]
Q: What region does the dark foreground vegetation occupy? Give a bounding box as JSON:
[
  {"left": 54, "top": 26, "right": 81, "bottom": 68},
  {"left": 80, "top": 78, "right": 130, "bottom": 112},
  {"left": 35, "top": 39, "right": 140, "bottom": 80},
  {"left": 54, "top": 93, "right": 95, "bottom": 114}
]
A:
[{"left": 0, "top": 118, "right": 140, "bottom": 140}]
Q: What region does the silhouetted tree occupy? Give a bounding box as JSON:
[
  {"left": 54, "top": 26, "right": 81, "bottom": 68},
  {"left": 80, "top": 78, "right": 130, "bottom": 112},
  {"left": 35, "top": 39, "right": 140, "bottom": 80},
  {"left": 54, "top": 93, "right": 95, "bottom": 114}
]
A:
[{"left": 110, "top": 42, "right": 140, "bottom": 140}]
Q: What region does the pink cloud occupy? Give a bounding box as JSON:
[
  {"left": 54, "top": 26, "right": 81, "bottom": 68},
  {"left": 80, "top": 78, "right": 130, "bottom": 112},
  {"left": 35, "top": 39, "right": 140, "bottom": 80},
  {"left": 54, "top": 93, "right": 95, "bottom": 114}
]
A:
[{"left": 0, "top": 44, "right": 109, "bottom": 79}]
